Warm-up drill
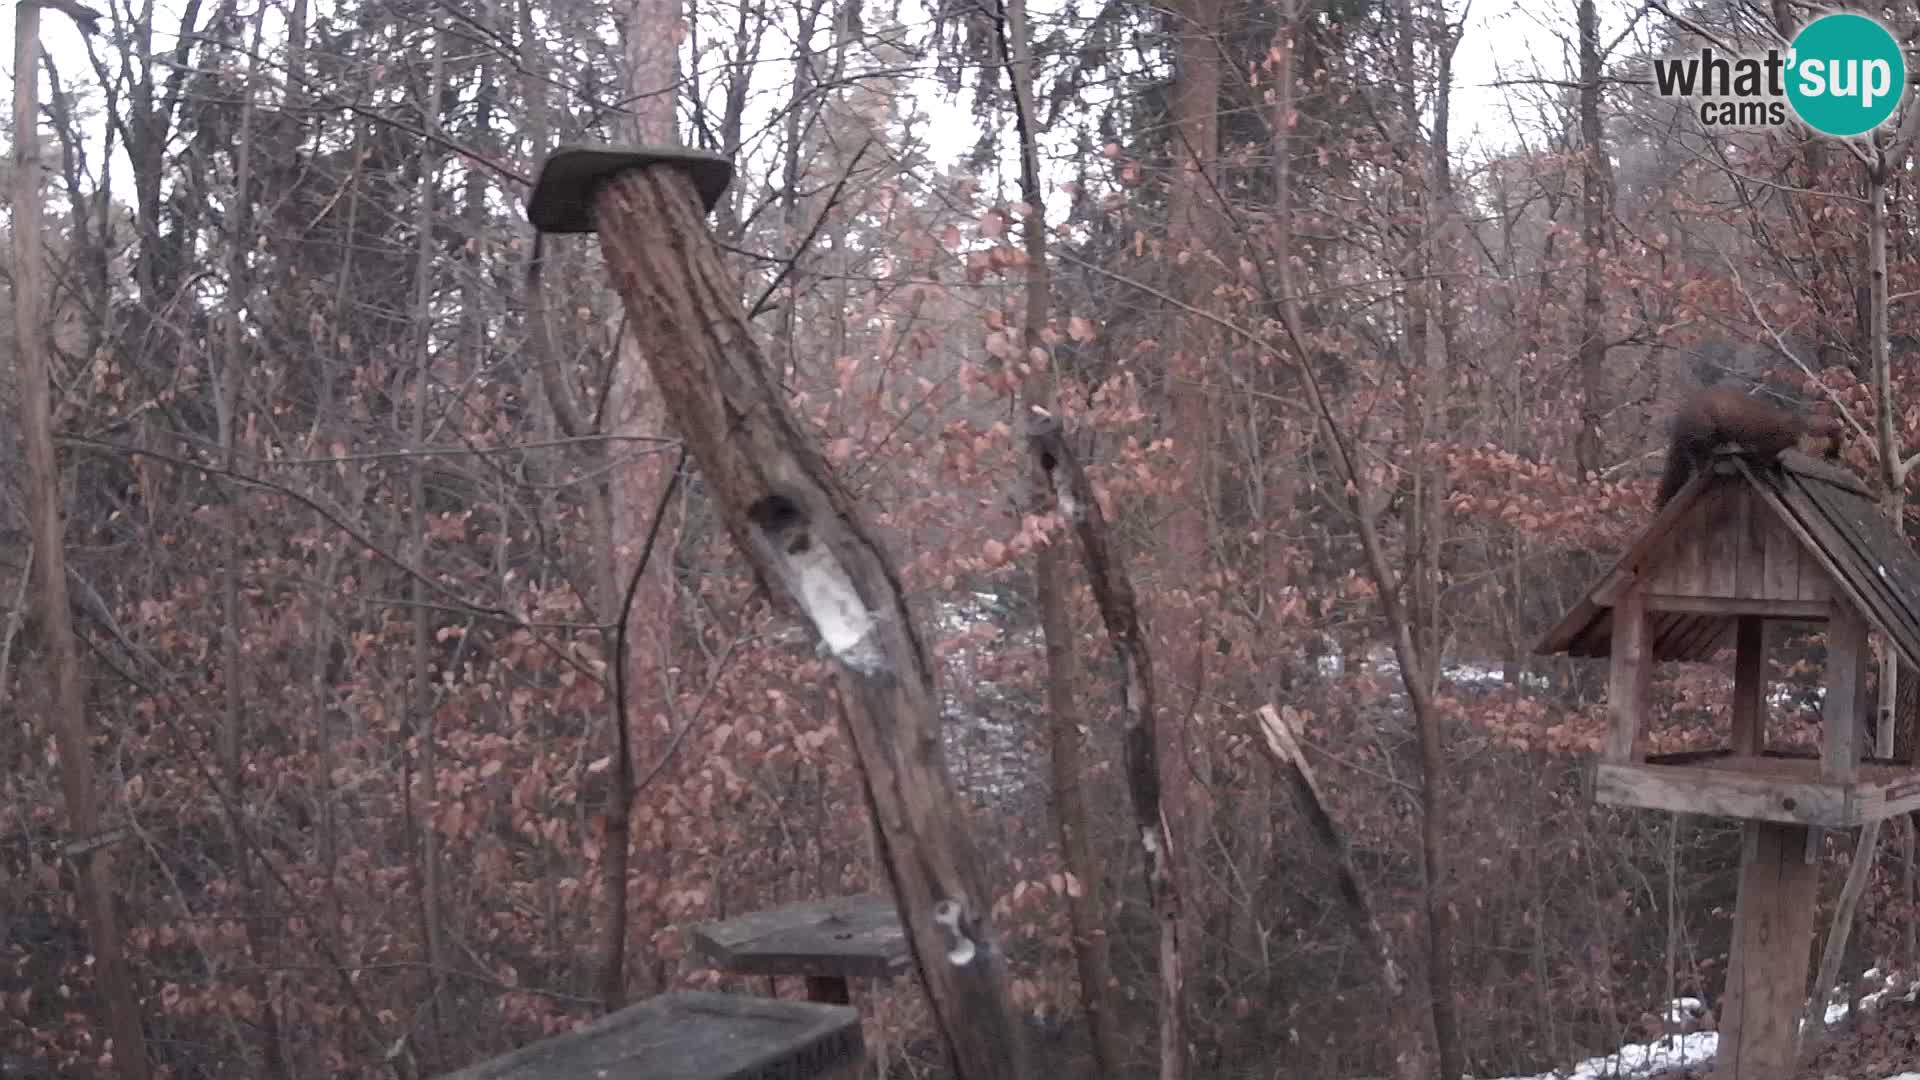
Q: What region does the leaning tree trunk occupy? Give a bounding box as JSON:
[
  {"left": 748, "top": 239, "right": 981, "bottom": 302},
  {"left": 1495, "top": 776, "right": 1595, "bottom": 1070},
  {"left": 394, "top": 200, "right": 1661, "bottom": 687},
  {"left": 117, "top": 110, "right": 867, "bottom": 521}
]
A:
[
  {"left": 577, "top": 163, "right": 1032, "bottom": 1080},
  {"left": 1025, "top": 417, "right": 1187, "bottom": 1080}
]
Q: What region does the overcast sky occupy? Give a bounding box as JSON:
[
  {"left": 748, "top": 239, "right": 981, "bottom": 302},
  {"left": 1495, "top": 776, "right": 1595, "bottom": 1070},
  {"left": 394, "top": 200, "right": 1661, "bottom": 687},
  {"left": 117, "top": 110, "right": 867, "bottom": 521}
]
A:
[{"left": 0, "top": 0, "right": 1603, "bottom": 221}]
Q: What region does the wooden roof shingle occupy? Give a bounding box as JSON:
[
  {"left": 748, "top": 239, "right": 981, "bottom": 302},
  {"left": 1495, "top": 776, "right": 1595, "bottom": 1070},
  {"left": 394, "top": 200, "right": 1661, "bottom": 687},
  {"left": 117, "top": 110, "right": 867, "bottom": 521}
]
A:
[{"left": 1535, "top": 449, "right": 1920, "bottom": 669}]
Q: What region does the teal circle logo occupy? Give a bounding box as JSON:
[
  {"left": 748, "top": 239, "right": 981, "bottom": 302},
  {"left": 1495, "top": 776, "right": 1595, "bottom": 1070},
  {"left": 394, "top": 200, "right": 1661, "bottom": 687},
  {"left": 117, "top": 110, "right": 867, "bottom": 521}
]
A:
[{"left": 1786, "top": 13, "right": 1906, "bottom": 137}]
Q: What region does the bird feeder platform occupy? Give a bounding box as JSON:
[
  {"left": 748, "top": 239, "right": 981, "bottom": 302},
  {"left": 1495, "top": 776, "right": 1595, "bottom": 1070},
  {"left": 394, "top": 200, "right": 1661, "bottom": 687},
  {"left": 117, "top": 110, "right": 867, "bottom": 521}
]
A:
[
  {"left": 432, "top": 990, "right": 863, "bottom": 1080},
  {"left": 525, "top": 144, "right": 733, "bottom": 233},
  {"left": 692, "top": 894, "right": 910, "bottom": 1005}
]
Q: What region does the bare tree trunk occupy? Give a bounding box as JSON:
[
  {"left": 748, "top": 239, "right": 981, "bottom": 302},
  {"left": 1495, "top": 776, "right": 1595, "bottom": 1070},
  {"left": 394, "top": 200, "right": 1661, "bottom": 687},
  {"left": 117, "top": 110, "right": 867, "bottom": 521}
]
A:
[
  {"left": 0, "top": 544, "right": 32, "bottom": 709},
  {"left": 996, "top": 0, "right": 1124, "bottom": 1070},
  {"left": 217, "top": 1, "right": 256, "bottom": 859},
  {"left": 211, "top": 0, "right": 252, "bottom": 826},
  {"left": 1867, "top": 154, "right": 1903, "bottom": 762},
  {"left": 216, "top": 19, "right": 288, "bottom": 1075},
  {"left": 1389, "top": 0, "right": 1464, "bottom": 1070},
  {"left": 1664, "top": 816, "right": 1680, "bottom": 1054},
  {"left": 1808, "top": 820, "right": 1879, "bottom": 1040},
  {"left": 405, "top": 28, "right": 449, "bottom": 1070},
  {"left": 778, "top": 0, "right": 826, "bottom": 380},
  {"left": 1905, "top": 818, "right": 1917, "bottom": 975},
  {"left": 11, "top": 4, "right": 152, "bottom": 1076},
  {"left": 511, "top": 0, "right": 638, "bottom": 997},
  {"left": 1769, "top": 0, "right": 1852, "bottom": 371},
  {"left": 594, "top": 0, "right": 688, "bottom": 1008},
  {"left": 312, "top": 75, "right": 369, "bottom": 905},
  {"left": 1574, "top": 0, "right": 1609, "bottom": 478},
  {"left": 1026, "top": 418, "right": 1186, "bottom": 1080},
  {"left": 1157, "top": 0, "right": 1223, "bottom": 1071},
  {"left": 1391, "top": 0, "right": 1435, "bottom": 664},
  {"left": 1424, "top": 0, "right": 1464, "bottom": 677}
]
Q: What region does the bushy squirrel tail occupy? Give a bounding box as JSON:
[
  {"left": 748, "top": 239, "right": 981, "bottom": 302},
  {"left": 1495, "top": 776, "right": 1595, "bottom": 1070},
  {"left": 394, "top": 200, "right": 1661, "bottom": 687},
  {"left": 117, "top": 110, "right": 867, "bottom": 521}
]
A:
[{"left": 1654, "top": 386, "right": 1839, "bottom": 508}]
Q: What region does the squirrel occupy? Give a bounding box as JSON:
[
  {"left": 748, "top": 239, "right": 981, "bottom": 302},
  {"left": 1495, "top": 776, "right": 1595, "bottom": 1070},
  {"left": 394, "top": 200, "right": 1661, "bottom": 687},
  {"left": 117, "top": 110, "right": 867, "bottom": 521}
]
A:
[{"left": 1655, "top": 385, "right": 1842, "bottom": 508}]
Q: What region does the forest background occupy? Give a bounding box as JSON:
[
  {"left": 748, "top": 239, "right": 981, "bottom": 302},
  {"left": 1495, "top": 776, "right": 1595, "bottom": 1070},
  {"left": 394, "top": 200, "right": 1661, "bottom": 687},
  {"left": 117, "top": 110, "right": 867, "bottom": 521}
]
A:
[{"left": 4, "top": 0, "right": 1920, "bottom": 1075}]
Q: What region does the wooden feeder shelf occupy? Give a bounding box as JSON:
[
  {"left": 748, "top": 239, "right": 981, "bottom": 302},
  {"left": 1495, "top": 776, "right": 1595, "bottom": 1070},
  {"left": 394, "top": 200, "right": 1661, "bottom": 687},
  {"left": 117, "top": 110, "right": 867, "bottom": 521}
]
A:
[
  {"left": 692, "top": 894, "right": 910, "bottom": 1005},
  {"left": 1595, "top": 749, "right": 1920, "bottom": 828}
]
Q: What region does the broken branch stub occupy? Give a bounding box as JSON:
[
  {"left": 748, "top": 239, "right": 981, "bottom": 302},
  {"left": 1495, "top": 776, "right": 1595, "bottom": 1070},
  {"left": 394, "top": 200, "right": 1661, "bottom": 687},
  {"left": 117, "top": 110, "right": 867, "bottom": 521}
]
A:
[
  {"left": 577, "top": 161, "right": 1030, "bottom": 1080},
  {"left": 1252, "top": 706, "right": 1404, "bottom": 997}
]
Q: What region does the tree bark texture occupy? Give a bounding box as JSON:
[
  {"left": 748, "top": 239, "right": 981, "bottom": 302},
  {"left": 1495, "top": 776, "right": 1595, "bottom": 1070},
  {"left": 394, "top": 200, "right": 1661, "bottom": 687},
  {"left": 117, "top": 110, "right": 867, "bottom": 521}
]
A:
[
  {"left": 1807, "top": 136, "right": 1919, "bottom": 1053},
  {"left": 405, "top": 31, "right": 450, "bottom": 1069},
  {"left": 1159, "top": 0, "right": 1221, "bottom": 1071}
]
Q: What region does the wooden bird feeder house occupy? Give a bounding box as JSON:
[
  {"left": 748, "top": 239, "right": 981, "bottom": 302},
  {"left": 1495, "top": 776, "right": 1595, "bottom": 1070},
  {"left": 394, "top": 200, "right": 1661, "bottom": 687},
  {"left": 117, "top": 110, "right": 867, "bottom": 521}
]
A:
[{"left": 1537, "top": 446, "right": 1920, "bottom": 1079}]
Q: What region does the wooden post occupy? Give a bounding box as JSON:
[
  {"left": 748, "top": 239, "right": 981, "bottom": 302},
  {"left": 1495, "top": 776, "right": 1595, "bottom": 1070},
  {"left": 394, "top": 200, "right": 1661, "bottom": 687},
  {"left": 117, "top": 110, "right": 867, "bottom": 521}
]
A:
[
  {"left": 1823, "top": 607, "right": 1868, "bottom": 782},
  {"left": 1732, "top": 616, "right": 1765, "bottom": 757},
  {"left": 1810, "top": 607, "right": 1869, "bottom": 861},
  {"left": 1715, "top": 822, "right": 1822, "bottom": 1080},
  {"left": 1605, "top": 588, "right": 1651, "bottom": 763},
  {"left": 527, "top": 150, "right": 1031, "bottom": 1080}
]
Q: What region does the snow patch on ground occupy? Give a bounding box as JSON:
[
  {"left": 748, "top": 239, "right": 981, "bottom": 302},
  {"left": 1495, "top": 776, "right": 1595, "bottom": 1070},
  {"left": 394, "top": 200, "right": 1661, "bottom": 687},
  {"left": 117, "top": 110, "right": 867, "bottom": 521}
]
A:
[
  {"left": 1486, "top": 978, "right": 1920, "bottom": 1080},
  {"left": 1828, "top": 967, "right": 1920, "bottom": 1025},
  {"left": 1483, "top": 1028, "right": 1717, "bottom": 1080}
]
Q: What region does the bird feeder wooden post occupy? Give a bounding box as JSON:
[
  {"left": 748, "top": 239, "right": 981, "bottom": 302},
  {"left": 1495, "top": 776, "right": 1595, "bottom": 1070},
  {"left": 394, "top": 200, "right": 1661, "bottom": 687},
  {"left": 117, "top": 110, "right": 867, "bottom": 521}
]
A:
[
  {"left": 523, "top": 146, "right": 1031, "bottom": 1080},
  {"left": 1537, "top": 449, "right": 1920, "bottom": 1080}
]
